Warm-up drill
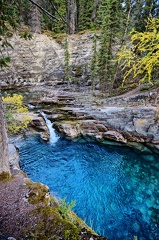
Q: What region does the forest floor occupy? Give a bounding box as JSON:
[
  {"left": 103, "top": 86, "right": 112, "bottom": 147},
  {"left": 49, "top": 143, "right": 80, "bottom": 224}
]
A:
[{"left": 0, "top": 170, "right": 40, "bottom": 239}]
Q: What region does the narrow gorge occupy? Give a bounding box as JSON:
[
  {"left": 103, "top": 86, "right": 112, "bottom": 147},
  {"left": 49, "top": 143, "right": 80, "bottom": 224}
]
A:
[{"left": 0, "top": 32, "right": 159, "bottom": 240}]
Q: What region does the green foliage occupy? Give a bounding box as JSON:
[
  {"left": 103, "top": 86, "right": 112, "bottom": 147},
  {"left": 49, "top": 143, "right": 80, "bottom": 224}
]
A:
[
  {"left": 0, "top": 0, "right": 19, "bottom": 68},
  {"left": 0, "top": 56, "right": 11, "bottom": 68},
  {"left": 58, "top": 197, "right": 76, "bottom": 219},
  {"left": 19, "top": 31, "right": 33, "bottom": 40},
  {"left": 78, "top": 0, "right": 95, "bottom": 31},
  {"left": 118, "top": 17, "right": 159, "bottom": 86},
  {"left": 25, "top": 180, "right": 50, "bottom": 205},
  {"left": 97, "top": 0, "right": 119, "bottom": 92},
  {"left": 0, "top": 1, "right": 18, "bottom": 34},
  {"left": 2, "top": 94, "right": 31, "bottom": 135},
  {"left": 52, "top": 0, "right": 67, "bottom": 33},
  {"left": 25, "top": 206, "right": 80, "bottom": 240},
  {"left": 133, "top": 0, "right": 159, "bottom": 32}
]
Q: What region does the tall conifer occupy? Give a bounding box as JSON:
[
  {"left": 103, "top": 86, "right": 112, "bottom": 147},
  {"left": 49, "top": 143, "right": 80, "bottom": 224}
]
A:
[{"left": 97, "top": 0, "right": 121, "bottom": 92}]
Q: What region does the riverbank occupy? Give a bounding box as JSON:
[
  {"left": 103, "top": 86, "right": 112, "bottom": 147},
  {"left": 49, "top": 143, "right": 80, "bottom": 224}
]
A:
[{"left": 0, "top": 143, "right": 108, "bottom": 240}]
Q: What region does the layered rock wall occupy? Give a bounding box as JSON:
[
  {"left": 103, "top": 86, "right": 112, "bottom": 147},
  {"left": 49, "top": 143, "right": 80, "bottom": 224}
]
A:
[
  {"left": 0, "top": 33, "right": 94, "bottom": 88},
  {"left": 53, "top": 104, "right": 159, "bottom": 154}
]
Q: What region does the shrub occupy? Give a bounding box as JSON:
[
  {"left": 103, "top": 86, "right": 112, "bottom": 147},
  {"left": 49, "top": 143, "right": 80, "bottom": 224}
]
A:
[
  {"left": 2, "top": 93, "right": 31, "bottom": 135},
  {"left": 58, "top": 197, "right": 76, "bottom": 220}
]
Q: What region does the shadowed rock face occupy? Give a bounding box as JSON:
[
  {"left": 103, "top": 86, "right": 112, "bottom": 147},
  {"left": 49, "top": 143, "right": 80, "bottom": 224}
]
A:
[{"left": 0, "top": 94, "right": 10, "bottom": 175}]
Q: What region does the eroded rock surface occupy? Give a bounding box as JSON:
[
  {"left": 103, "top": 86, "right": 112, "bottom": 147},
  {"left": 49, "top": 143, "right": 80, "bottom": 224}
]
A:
[
  {"left": 32, "top": 88, "right": 159, "bottom": 154},
  {"left": 0, "top": 33, "right": 95, "bottom": 89},
  {"left": 49, "top": 98, "right": 158, "bottom": 149}
]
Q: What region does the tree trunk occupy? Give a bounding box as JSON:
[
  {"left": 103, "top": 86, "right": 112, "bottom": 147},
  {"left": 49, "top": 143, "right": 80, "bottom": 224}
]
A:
[
  {"left": 29, "top": 0, "right": 41, "bottom": 33},
  {"left": 0, "top": 92, "right": 10, "bottom": 176},
  {"left": 67, "top": 0, "right": 77, "bottom": 34}
]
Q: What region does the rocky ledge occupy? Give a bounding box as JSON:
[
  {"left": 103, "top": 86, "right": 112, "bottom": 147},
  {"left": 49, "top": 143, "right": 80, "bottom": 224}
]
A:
[
  {"left": 54, "top": 105, "right": 159, "bottom": 154},
  {"left": 27, "top": 87, "right": 159, "bottom": 155}
]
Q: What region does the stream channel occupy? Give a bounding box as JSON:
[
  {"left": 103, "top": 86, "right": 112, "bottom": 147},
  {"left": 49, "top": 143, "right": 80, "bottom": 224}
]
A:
[{"left": 15, "top": 113, "right": 159, "bottom": 240}]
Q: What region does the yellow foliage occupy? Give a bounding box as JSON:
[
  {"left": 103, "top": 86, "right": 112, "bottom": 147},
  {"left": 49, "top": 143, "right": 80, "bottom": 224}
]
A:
[
  {"left": 2, "top": 94, "right": 28, "bottom": 113},
  {"left": 118, "top": 17, "right": 159, "bottom": 85},
  {"left": 2, "top": 94, "right": 31, "bottom": 135}
]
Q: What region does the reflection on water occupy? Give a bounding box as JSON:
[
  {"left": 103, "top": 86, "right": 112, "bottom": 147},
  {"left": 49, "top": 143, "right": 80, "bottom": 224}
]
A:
[{"left": 17, "top": 135, "right": 159, "bottom": 240}]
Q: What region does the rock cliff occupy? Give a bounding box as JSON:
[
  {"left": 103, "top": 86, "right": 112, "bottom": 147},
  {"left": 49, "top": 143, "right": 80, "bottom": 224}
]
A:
[{"left": 0, "top": 32, "right": 94, "bottom": 89}]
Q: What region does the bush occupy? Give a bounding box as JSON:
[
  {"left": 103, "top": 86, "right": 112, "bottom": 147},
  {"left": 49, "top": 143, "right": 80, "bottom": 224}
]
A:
[
  {"left": 2, "top": 93, "right": 31, "bottom": 135},
  {"left": 58, "top": 197, "right": 76, "bottom": 220}
]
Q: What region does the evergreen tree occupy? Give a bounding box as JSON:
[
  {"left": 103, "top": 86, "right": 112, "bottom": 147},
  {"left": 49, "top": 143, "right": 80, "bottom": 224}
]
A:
[
  {"left": 40, "top": 0, "right": 56, "bottom": 31},
  {"left": 133, "top": 0, "right": 159, "bottom": 31},
  {"left": 78, "top": 0, "right": 94, "bottom": 31},
  {"left": 52, "top": 0, "right": 67, "bottom": 33},
  {"left": 97, "top": 0, "right": 122, "bottom": 92},
  {"left": 14, "top": 0, "right": 30, "bottom": 26}
]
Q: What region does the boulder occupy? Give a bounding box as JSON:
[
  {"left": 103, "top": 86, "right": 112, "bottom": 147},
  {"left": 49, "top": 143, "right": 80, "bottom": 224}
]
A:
[
  {"left": 29, "top": 113, "right": 50, "bottom": 141},
  {"left": 54, "top": 122, "right": 80, "bottom": 138}
]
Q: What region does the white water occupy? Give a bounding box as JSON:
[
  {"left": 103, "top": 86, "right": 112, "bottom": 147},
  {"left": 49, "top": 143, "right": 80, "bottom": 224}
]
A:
[{"left": 40, "top": 111, "right": 59, "bottom": 145}]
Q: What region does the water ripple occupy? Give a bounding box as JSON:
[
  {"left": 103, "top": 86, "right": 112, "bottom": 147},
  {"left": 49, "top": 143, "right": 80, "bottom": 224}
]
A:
[{"left": 17, "top": 135, "right": 159, "bottom": 240}]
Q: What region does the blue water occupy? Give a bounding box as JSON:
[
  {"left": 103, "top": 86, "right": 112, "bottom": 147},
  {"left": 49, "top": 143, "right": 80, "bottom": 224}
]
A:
[{"left": 18, "top": 135, "right": 159, "bottom": 240}]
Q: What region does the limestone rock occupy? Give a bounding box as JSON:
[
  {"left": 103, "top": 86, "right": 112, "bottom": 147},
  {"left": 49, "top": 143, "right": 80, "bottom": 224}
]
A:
[
  {"left": 103, "top": 131, "right": 127, "bottom": 143},
  {"left": 8, "top": 144, "right": 20, "bottom": 171},
  {"left": 52, "top": 102, "right": 159, "bottom": 153},
  {"left": 29, "top": 113, "right": 49, "bottom": 135},
  {"left": 55, "top": 122, "right": 80, "bottom": 138},
  {"left": 0, "top": 33, "right": 95, "bottom": 89}
]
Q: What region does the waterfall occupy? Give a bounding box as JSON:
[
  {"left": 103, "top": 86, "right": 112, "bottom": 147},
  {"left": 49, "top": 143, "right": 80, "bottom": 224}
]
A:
[{"left": 40, "top": 111, "right": 59, "bottom": 145}]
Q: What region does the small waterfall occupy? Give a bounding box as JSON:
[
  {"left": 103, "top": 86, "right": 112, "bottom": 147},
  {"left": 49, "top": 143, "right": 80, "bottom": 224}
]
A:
[{"left": 40, "top": 111, "right": 59, "bottom": 145}]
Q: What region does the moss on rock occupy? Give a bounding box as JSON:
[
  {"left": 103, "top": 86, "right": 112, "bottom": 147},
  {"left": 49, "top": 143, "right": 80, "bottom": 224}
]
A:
[
  {"left": 24, "top": 206, "right": 80, "bottom": 240},
  {"left": 25, "top": 180, "right": 50, "bottom": 205},
  {"left": 0, "top": 171, "right": 12, "bottom": 182}
]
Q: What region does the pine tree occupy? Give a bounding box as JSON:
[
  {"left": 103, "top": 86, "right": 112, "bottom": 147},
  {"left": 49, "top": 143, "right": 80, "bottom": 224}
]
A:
[
  {"left": 53, "top": 0, "right": 67, "bottom": 33},
  {"left": 78, "top": 0, "right": 94, "bottom": 31},
  {"left": 133, "top": 0, "right": 159, "bottom": 32},
  {"left": 97, "top": 0, "right": 122, "bottom": 92}
]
